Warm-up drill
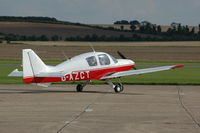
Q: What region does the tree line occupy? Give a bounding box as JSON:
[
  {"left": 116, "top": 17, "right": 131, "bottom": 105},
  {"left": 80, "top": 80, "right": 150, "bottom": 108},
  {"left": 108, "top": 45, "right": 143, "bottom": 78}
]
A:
[
  {"left": 1, "top": 32, "right": 200, "bottom": 42},
  {"left": 0, "top": 17, "right": 200, "bottom": 42},
  {"left": 0, "top": 33, "right": 62, "bottom": 41},
  {"left": 0, "top": 16, "right": 58, "bottom": 23},
  {"left": 114, "top": 20, "right": 200, "bottom": 41}
]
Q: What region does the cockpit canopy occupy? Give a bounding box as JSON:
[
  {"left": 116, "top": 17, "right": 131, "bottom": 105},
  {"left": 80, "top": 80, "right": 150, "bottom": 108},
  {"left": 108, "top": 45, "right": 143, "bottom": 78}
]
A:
[{"left": 86, "top": 53, "right": 118, "bottom": 67}]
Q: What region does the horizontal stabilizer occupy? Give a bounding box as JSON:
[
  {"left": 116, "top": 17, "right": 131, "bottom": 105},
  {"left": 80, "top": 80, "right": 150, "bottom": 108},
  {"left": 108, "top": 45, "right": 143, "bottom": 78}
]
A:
[{"left": 8, "top": 69, "right": 23, "bottom": 77}]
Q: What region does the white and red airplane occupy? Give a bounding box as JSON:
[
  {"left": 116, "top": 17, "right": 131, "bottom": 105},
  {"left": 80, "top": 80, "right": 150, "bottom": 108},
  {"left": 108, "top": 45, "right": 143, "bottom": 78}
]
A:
[{"left": 9, "top": 49, "right": 184, "bottom": 93}]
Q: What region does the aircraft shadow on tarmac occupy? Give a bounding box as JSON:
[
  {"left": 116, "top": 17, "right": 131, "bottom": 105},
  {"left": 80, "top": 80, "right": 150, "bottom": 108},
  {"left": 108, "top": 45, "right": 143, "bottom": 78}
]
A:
[{"left": 0, "top": 89, "right": 145, "bottom": 96}]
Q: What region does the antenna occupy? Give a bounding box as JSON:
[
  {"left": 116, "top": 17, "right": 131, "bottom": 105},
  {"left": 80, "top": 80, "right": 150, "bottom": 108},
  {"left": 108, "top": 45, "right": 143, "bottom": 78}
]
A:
[
  {"left": 88, "top": 42, "right": 96, "bottom": 53},
  {"left": 62, "top": 50, "right": 69, "bottom": 60}
]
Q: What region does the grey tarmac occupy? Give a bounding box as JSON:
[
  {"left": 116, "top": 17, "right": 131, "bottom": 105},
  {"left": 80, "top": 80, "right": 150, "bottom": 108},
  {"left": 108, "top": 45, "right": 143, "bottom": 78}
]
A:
[{"left": 0, "top": 84, "right": 200, "bottom": 133}]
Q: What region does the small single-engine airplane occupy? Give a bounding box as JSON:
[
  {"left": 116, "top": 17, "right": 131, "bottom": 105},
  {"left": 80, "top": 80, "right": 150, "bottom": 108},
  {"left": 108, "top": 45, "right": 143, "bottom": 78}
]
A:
[{"left": 9, "top": 49, "right": 184, "bottom": 93}]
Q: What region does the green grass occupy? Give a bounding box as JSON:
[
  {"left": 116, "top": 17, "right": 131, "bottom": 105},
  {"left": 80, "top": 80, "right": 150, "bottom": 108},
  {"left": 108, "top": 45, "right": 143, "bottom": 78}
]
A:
[
  {"left": 120, "top": 61, "right": 200, "bottom": 85},
  {"left": 0, "top": 65, "right": 22, "bottom": 84},
  {"left": 136, "top": 61, "right": 200, "bottom": 66},
  {"left": 0, "top": 60, "right": 200, "bottom": 85},
  {"left": 120, "top": 68, "right": 200, "bottom": 85}
]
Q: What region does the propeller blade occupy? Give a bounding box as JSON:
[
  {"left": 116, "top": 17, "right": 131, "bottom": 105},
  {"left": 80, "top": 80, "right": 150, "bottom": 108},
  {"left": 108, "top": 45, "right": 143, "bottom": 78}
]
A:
[{"left": 117, "top": 51, "right": 127, "bottom": 59}]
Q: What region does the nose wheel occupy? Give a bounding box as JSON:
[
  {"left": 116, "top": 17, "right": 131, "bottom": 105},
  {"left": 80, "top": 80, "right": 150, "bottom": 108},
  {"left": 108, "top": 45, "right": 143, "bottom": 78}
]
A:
[
  {"left": 107, "top": 81, "right": 124, "bottom": 93},
  {"left": 114, "top": 83, "right": 124, "bottom": 93}
]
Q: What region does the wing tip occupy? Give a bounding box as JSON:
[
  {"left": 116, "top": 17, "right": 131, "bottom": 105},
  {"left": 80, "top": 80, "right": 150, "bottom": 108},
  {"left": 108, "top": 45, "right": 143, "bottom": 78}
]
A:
[{"left": 171, "top": 64, "right": 184, "bottom": 69}]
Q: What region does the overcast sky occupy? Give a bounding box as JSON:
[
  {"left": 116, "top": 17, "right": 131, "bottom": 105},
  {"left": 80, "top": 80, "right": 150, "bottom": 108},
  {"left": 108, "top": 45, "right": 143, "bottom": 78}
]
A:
[{"left": 0, "top": 0, "right": 200, "bottom": 25}]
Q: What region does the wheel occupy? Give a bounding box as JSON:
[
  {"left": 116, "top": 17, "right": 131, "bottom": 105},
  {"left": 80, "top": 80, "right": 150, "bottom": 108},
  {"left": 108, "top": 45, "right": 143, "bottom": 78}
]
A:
[
  {"left": 114, "top": 83, "right": 124, "bottom": 93},
  {"left": 76, "top": 84, "right": 83, "bottom": 92}
]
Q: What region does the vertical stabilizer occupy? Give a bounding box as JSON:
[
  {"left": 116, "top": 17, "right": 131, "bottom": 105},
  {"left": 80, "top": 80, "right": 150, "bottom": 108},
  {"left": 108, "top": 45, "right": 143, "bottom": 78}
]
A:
[{"left": 23, "top": 49, "right": 47, "bottom": 83}]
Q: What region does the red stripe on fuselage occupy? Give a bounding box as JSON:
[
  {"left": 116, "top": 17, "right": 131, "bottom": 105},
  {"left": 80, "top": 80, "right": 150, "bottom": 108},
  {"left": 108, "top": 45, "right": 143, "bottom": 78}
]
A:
[{"left": 23, "top": 64, "right": 134, "bottom": 83}]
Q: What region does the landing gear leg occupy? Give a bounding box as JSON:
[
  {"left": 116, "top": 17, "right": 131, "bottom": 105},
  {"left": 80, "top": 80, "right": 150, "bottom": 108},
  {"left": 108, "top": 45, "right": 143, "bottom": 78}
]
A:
[{"left": 107, "top": 80, "right": 124, "bottom": 93}]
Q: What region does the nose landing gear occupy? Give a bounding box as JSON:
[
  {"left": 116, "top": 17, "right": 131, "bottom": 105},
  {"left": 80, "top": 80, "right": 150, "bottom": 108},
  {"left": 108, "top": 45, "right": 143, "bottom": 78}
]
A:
[
  {"left": 113, "top": 83, "right": 124, "bottom": 93},
  {"left": 107, "top": 81, "right": 124, "bottom": 93}
]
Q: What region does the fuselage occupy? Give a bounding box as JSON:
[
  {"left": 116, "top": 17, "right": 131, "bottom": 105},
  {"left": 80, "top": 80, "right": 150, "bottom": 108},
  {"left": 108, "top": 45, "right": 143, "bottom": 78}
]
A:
[
  {"left": 7, "top": 49, "right": 183, "bottom": 92},
  {"left": 23, "top": 52, "right": 135, "bottom": 83}
]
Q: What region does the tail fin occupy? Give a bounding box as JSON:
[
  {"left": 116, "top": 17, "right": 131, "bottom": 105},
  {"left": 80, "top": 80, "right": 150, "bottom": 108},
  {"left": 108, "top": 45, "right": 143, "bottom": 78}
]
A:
[{"left": 23, "top": 49, "right": 47, "bottom": 83}]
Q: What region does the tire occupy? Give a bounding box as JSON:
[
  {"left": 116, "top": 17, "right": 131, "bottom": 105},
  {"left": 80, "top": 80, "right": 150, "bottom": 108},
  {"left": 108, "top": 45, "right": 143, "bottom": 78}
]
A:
[
  {"left": 114, "top": 83, "right": 124, "bottom": 93},
  {"left": 76, "top": 84, "right": 83, "bottom": 92}
]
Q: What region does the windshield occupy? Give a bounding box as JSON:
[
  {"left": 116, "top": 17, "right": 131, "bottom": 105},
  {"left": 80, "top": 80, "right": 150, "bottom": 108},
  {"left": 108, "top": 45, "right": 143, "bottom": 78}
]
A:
[{"left": 110, "top": 55, "right": 118, "bottom": 63}]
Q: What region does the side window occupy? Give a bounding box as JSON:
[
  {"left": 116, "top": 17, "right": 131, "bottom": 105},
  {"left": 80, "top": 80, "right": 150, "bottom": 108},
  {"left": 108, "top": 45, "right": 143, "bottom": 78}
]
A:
[
  {"left": 98, "top": 54, "right": 110, "bottom": 65},
  {"left": 86, "top": 56, "right": 97, "bottom": 66}
]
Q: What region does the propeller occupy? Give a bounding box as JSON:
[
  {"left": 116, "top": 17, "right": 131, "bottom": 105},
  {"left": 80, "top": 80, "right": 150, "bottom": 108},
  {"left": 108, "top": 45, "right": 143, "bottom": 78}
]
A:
[
  {"left": 117, "top": 51, "right": 127, "bottom": 59},
  {"left": 117, "top": 51, "right": 137, "bottom": 70}
]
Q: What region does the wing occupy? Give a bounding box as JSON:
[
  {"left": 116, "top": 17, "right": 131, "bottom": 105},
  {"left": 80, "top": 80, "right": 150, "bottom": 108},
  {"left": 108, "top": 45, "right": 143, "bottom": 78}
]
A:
[{"left": 101, "top": 64, "right": 184, "bottom": 80}]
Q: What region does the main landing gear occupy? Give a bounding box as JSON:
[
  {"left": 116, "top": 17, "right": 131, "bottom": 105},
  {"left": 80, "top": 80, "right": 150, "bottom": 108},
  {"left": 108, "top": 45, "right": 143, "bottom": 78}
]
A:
[
  {"left": 76, "top": 84, "right": 84, "bottom": 92},
  {"left": 76, "top": 81, "right": 89, "bottom": 92}
]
